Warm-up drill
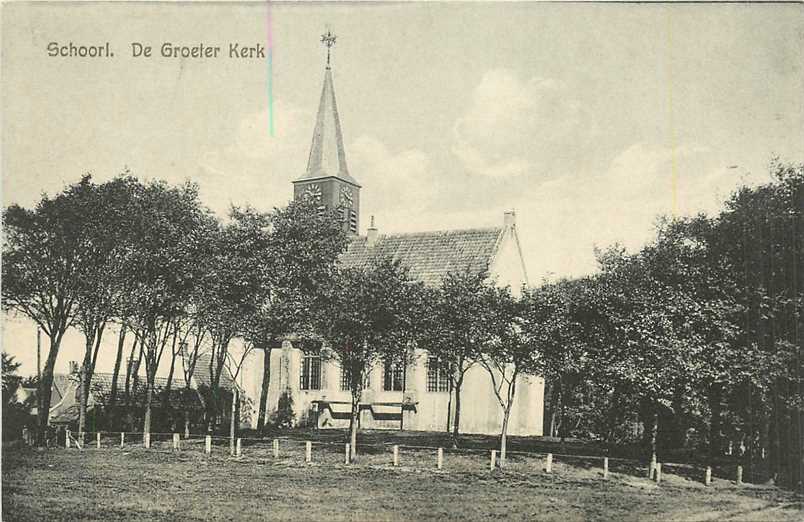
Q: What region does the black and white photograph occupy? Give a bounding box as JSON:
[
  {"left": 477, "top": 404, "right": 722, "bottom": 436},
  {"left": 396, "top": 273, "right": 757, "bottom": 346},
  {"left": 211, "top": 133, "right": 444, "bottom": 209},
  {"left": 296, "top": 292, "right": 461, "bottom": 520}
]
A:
[{"left": 1, "top": 1, "right": 802, "bottom": 520}]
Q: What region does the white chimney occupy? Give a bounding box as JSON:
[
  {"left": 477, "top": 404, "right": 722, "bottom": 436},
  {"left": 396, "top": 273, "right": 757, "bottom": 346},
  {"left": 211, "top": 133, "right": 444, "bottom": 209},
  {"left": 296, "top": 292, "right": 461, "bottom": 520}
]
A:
[
  {"left": 503, "top": 210, "right": 516, "bottom": 228},
  {"left": 367, "top": 215, "right": 378, "bottom": 247}
]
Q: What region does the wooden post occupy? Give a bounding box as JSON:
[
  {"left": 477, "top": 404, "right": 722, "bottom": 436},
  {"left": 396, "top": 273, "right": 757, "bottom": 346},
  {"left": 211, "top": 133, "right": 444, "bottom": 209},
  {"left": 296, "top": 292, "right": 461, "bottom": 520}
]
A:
[
  {"left": 345, "top": 443, "right": 351, "bottom": 464},
  {"left": 545, "top": 453, "right": 553, "bottom": 473},
  {"left": 144, "top": 432, "right": 150, "bottom": 449},
  {"left": 392, "top": 445, "right": 399, "bottom": 467},
  {"left": 120, "top": 432, "right": 125, "bottom": 449},
  {"left": 236, "top": 438, "right": 242, "bottom": 457},
  {"left": 205, "top": 435, "right": 212, "bottom": 455},
  {"left": 603, "top": 457, "right": 609, "bottom": 479},
  {"left": 648, "top": 453, "right": 656, "bottom": 479},
  {"left": 761, "top": 448, "right": 765, "bottom": 460},
  {"left": 437, "top": 448, "right": 443, "bottom": 470},
  {"left": 66, "top": 429, "right": 71, "bottom": 448},
  {"left": 173, "top": 433, "right": 180, "bottom": 451},
  {"left": 705, "top": 466, "right": 712, "bottom": 486},
  {"left": 655, "top": 463, "right": 662, "bottom": 484},
  {"left": 305, "top": 441, "right": 311, "bottom": 463},
  {"left": 736, "top": 465, "right": 743, "bottom": 485},
  {"left": 96, "top": 432, "right": 101, "bottom": 449},
  {"left": 272, "top": 438, "right": 279, "bottom": 458},
  {"left": 490, "top": 450, "right": 496, "bottom": 470}
]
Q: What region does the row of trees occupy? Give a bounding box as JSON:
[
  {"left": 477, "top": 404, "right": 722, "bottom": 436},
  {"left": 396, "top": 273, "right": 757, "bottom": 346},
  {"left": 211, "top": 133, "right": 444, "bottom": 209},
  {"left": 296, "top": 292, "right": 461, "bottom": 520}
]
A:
[
  {"left": 534, "top": 161, "right": 802, "bottom": 488},
  {"left": 2, "top": 173, "right": 348, "bottom": 445}
]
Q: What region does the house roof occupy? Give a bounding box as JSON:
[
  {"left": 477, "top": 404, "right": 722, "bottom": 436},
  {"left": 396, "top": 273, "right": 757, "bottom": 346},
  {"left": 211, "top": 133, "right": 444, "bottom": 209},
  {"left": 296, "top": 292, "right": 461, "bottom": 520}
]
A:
[
  {"left": 339, "top": 227, "right": 504, "bottom": 286},
  {"left": 192, "top": 352, "right": 235, "bottom": 391}
]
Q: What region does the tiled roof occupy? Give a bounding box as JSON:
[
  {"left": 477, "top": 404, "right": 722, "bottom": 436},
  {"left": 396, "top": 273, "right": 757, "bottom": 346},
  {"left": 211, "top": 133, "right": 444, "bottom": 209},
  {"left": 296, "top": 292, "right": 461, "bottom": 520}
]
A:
[
  {"left": 193, "top": 352, "right": 235, "bottom": 391},
  {"left": 339, "top": 227, "right": 503, "bottom": 286}
]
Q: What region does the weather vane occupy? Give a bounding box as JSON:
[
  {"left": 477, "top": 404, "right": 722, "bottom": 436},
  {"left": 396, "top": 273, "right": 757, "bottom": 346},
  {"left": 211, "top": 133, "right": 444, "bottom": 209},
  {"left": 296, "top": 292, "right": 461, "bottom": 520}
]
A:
[{"left": 321, "top": 29, "right": 336, "bottom": 68}]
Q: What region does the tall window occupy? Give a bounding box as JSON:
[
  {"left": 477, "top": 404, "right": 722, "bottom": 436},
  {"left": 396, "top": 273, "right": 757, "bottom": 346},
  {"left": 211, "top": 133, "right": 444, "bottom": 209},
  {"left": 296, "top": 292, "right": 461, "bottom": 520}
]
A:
[
  {"left": 300, "top": 353, "right": 321, "bottom": 390},
  {"left": 383, "top": 361, "right": 404, "bottom": 391},
  {"left": 341, "top": 365, "right": 370, "bottom": 391},
  {"left": 427, "top": 356, "right": 450, "bottom": 393}
]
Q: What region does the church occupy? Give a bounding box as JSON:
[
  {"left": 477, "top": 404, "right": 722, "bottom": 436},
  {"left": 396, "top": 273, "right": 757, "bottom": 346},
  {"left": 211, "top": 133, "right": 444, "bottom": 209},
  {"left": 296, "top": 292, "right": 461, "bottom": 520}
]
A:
[{"left": 239, "top": 34, "right": 544, "bottom": 437}]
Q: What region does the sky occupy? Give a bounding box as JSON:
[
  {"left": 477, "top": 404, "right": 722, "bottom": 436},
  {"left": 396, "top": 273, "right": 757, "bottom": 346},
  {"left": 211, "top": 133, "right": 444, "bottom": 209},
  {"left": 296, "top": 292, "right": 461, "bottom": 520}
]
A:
[{"left": 2, "top": 2, "right": 803, "bottom": 377}]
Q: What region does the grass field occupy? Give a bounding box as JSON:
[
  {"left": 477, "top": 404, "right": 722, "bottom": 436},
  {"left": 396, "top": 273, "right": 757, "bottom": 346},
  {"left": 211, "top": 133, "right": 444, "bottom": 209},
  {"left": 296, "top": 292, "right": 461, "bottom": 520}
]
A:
[{"left": 3, "top": 434, "right": 802, "bottom": 521}]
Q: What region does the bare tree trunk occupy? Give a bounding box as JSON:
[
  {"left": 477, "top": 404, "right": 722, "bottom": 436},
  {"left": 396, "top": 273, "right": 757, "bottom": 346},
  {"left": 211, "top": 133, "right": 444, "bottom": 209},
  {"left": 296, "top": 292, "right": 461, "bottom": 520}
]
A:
[
  {"left": 452, "top": 372, "right": 464, "bottom": 444},
  {"left": 108, "top": 325, "right": 127, "bottom": 428},
  {"left": 349, "top": 388, "right": 360, "bottom": 460},
  {"left": 143, "top": 371, "right": 155, "bottom": 440},
  {"left": 36, "top": 331, "right": 65, "bottom": 446},
  {"left": 77, "top": 324, "right": 100, "bottom": 439},
  {"left": 257, "top": 347, "right": 271, "bottom": 433},
  {"left": 500, "top": 406, "right": 511, "bottom": 466}
]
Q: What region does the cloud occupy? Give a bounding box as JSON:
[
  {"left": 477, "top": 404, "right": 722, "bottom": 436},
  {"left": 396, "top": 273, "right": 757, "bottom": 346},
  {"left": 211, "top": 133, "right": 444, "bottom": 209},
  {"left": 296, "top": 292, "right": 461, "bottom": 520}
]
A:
[
  {"left": 508, "top": 142, "right": 768, "bottom": 281},
  {"left": 197, "top": 100, "right": 313, "bottom": 215},
  {"left": 452, "top": 69, "right": 592, "bottom": 179}
]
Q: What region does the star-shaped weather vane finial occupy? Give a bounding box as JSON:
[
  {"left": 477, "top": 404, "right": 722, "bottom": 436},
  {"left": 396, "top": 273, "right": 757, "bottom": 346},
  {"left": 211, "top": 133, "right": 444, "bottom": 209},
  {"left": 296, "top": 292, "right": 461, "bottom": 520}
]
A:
[{"left": 321, "top": 29, "right": 337, "bottom": 68}]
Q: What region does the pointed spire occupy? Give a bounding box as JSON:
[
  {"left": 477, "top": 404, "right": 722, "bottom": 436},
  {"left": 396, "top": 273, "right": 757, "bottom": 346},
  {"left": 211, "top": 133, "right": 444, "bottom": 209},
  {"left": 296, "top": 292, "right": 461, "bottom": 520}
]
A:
[{"left": 296, "top": 32, "right": 359, "bottom": 186}]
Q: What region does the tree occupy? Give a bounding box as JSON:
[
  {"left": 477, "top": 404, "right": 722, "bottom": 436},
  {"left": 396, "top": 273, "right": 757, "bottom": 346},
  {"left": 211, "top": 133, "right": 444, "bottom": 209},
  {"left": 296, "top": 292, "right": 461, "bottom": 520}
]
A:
[
  {"left": 2, "top": 353, "right": 32, "bottom": 441},
  {"left": 236, "top": 200, "right": 347, "bottom": 433},
  {"left": 416, "top": 270, "right": 501, "bottom": 444},
  {"left": 313, "top": 258, "right": 422, "bottom": 459},
  {"left": 3, "top": 180, "right": 96, "bottom": 444},
  {"left": 121, "top": 179, "right": 216, "bottom": 441},
  {"left": 480, "top": 288, "right": 543, "bottom": 465}
]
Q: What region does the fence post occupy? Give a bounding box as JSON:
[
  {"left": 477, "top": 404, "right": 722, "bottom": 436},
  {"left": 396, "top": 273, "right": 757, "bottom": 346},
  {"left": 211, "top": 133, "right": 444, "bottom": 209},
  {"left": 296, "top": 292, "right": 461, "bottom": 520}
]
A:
[
  {"left": 345, "top": 443, "right": 351, "bottom": 464},
  {"left": 205, "top": 435, "right": 212, "bottom": 455},
  {"left": 96, "top": 432, "right": 101, "bottom": 449},
  {"left": 736, "top": 465, "right": 743, "bottom": 485},
  {"left": 392, "top": 445, "right": 399, "bottom": 467},
  {"left": 545, "top": 453, "right": 553, "bottom": 473},
  {"left": 144, "top": 432, "right": 151, "bottom": 449},
  {"left": 172, "top": 433, "right": 179, "bottom": 451},
  {"left": 705, "top": 466, "right": 712, "bottom": 486},
  {"left": 603, "top": 457, "right": 609, "bottom": 479},
  {"left": 120, "top": 432, "right": 125, "bottom": 449},
  {"left": 648, "top": 453, "right": 656, "bottom": 479},
  {"left": 437, "top": 448, "right": 444, "bottom": 470},
  {"left": 490, "top": 450, "right": 496, "bottom": 471},
  {"left": 272, "top": 438, "right": 279, "bottom": 458},
  {"left": 236, "top": 438, "right": 242, "bottom": 457},
  {"left": 655, "top": 463, "right": 662, "bottom": 484},
  {"left": 66, "top": 429, "right": 71, "bottom": 448},
  {"left": 305, "top": 441, "right": 311, "bottom": 463}
]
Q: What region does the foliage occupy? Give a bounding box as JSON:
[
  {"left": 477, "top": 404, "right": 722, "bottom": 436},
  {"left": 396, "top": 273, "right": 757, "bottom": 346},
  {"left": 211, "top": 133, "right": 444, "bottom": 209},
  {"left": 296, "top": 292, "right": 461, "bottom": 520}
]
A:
[{"left": 269, "top": 390, "right": 296, "bottom": 430}]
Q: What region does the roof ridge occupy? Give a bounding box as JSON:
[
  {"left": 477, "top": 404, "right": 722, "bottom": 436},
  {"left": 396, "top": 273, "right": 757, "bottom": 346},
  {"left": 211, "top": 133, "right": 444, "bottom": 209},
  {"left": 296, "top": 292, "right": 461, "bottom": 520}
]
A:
[{"left": 355, "top": 226, "right": 503, "bottom": 239}]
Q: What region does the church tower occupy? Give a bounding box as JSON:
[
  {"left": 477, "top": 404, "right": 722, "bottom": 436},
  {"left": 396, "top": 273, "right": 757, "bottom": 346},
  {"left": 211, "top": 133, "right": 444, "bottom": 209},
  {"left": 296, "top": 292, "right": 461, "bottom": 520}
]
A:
[{"left": 293, "top": 31, "right": 360, "bottom": 235}]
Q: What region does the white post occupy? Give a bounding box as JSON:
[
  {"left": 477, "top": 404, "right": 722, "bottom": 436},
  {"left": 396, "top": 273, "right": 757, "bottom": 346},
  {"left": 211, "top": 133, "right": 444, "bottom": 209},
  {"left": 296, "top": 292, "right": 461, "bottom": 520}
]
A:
[
  {"left": 66, "top": 429, "right": 71, "bottom": 448},
  {"left": 305, "top": 441, "right": 311, "bottom": 463},
  {"left": 272, "top": 438, "right": 279, "bottom": 458},
  {"left": 437, "top": 448, "right": 443, "bottom": 470},
  {"left": 345, "top": 443, "right": 351, "bottom": 464},
  {"left": 96, "top": 432, "right": 101, "bottom": 449},
  {"left": 727, "top": 441, "right": 733, "bottom": 456},
  {"left": 205, "top": 435, "right": 212, "bottom": 455},
  {"left": 392, "top": 445, "right": 399, "bottom": 467},
  {"left": 120, "top": 432, "right": 125, "bottom": 449},
  {"left": 236, "top": 438, "right": 242, "bottom": 457},
  {"left": 490, "top": 450, "right": 496, "bottom": 470},
  {"left": 736, "top": 465, "right": 743, "bottom": 485},
  {"left": 705, "top": 466, "right": 712, "bottom": 486},
  {"left": 545, "top": 453, "right": 553, "bottom": 473},
  {"left": 655, "top": 463, "right": 662, "bottom": 484},
  {"left": 761, "top": 448, "right": 766, "bottom": 460},
  {"left": 144, "top": 432, "right": 150, "bottom": 449},
  {"left": 603, "top": 457, "right": 609, "bottom": 479},
  {"left": 173, "top": 433, "right": 180, "bottom": 451}
]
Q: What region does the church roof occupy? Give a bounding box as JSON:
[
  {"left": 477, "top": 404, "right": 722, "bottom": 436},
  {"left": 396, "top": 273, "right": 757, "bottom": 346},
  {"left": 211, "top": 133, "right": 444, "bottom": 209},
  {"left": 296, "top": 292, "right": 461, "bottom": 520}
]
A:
[
  {"left": 339, "top": 227, "right": 504, "bottom": 286},
  {"left": 296, "top": 67, "right": 359, "bottom": 187}
]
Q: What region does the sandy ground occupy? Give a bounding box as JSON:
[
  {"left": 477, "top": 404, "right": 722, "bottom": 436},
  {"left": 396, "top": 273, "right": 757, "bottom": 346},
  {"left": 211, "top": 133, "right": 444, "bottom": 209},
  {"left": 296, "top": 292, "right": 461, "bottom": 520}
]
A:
[{"left": 2, "top": 440, "right": 801, "bottom": 521}]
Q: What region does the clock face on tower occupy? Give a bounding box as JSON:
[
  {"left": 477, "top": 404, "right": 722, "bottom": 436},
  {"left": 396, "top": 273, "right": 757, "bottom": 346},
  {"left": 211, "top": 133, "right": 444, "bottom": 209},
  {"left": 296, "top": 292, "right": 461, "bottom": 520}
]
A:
[
  {"left": 339, "top": 186, "right": 353, "bottom": 208},
  {"left": 301, "top": 183, "right": 322, "bottom": 204}
]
